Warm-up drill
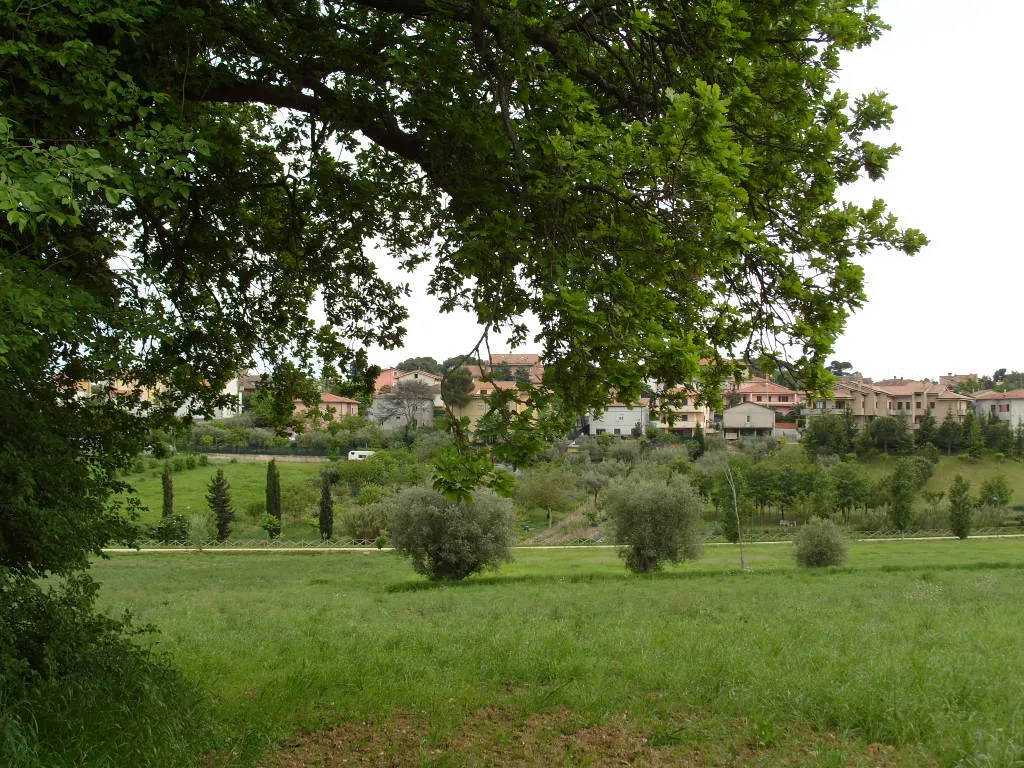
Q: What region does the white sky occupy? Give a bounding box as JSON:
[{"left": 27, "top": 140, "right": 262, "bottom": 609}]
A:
[{"left": 368, "top": 1, "right": 1023, "bottom": 379}]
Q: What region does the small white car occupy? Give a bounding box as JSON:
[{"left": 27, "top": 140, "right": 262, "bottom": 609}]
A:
[{"left": 347, "top": 450, "right": 375, "bottom": 461}]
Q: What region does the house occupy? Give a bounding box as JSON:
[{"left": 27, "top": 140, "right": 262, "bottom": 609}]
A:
[
  {"left": 584, "top": 400, "right": 649, "bottom": 438},
  {"left": 648, "top": 389, "right": 713, "bottom": 437},
  {"left": 392, "top": 369, "right": 443, "bottom": 407},
  {"left": 368, "top": 394, "right": 434, "bottom": 430},
  {"left": 447, "top": 380, "right": 526, "bottom": 433},
  {"left": 488, "top": 353, "right": 544, "bottom": 384},
  {"left": 939, "top": 373, "right": 978, "bottom": 389},
  {"left": 374, "top": 368, "right": 406, "bottom": 394},
  {"left": 293, "top": 392, "right": 360, "bottom": 428},
  {"left": 803, "top": 377, "right": 972, "bottom": 429},
  {"left": 733, "top": 377, "right": 800, "bottom": 414},
  {"left": 974, "top": 389, "right": 1024, "bottom": 430},
  {"left": 722, "top": 402, "right": 775, "bottom": 440}
]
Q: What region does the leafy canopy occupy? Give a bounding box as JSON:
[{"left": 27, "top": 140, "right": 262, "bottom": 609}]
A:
[{"left": 1, "top": 0, "right": 922, "bottom": 582}]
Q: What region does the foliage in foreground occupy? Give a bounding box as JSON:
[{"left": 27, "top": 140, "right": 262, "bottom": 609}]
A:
[
  {"left": 389, "top": 487, "right": 516, "bottom": 580},
  {"left": 0, "top": 571, "right": 214, "bottom": 768},
  {"left": 793, "top": 517, "right": 848, "bottom": 568},
  {"left": 606, "top": 476, "right": 704, "bottom": 573}
]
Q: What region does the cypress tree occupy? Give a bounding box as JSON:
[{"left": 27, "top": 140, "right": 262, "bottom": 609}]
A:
[
  {"left": 207, "top": 468, "right": 234, "bottom": 542},
  {"left": 948, "top": 474, "right": 974, "bottom": 540},
  {"left": 161, "top": 467, "right": 174, "bottom": 518},
  {"left": 265, "top": 459, "right": 281, "bottom": 538},
  {"left": 318, "top": 476, "right": 334, "bottom": 541}
]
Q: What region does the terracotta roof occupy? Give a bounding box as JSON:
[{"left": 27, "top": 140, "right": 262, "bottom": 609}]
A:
[
  {"left": 736, "top": 378, "right": 798, "bottom": 396},
  {"left": 935, "top": 389, "right": 974, "bottom": 401},
  {"left": 975, "top": 389, "right": 1024, "bottom": 400},
  {"left": 471, "top": 380, "right": 518, "bottom": 396},
  {"left": 397, "top": 369, "right": 442, "bottom": 380},
  {"left": 490, "top": 353, "right": 540, "bottom": 366},
  {"left": 320, "top": 392, "right": 360, "bottom": 405},
  {"left": 873, "top": 380, "right": 936, "bottom": 397}
]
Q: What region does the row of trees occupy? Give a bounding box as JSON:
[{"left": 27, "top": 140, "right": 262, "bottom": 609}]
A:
[{"left": 803, "top": 410, "right": 1024, "bottom": 460}]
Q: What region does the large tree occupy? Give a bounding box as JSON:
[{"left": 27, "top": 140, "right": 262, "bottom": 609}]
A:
[{"left": 2, "top": 0, "right": 922, "bottom": 685}]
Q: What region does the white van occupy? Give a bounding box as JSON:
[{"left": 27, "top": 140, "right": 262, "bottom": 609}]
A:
[{"left": 347, "top": 450, "right": 375, "bottom": 461}]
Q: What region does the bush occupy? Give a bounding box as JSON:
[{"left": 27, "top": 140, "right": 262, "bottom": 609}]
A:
[
  {"left": 948, "top": 475, "right": 974, "bottom": 540},
  {"left": 0, "top": 573, "right": 215, "bottom": 768},
  {"left": 338, "top": 502, "right": 390, "bottom": 542},
  {"left": 148, "top": 514, "right": 190, "bottom": 544},
  {"left": 389, "top": 487, "right": 516, "bottom": 580},
  {"left": 606, "top": 476, "right": 704, "bottom": 573},
  {"left": 793, "top": 518, "right": 848, "bottom": 567}
]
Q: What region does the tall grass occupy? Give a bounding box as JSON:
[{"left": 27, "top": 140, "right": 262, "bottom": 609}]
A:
[{"left": 90, "top": 539, "right": 1024, "bottom": 766}]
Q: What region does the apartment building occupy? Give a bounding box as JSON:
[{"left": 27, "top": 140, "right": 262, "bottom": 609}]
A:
[
  {"left": 648, "top": 389, "right": 714, "bottom": 437},
  {"left": 974, "top": 389, "right": 1024, "bottom": 430},
  {"left": 804, "top": 377, "right": 972, "bottom": 428},
  {"left": 733, "top": 377, "right": 800, "bottom": 414}
]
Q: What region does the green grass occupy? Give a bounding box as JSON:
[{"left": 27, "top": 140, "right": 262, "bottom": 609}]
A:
[
  {"left": 91, "top": 538, "right": 1024, "bottom": 767},
  {"left": 124, "top": 457, "right": 327, "bottom": 536}
]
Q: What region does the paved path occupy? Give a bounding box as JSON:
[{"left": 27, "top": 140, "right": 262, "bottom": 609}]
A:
[{"left": 103, "top": 533, "right": 1024, "bottom": 555}]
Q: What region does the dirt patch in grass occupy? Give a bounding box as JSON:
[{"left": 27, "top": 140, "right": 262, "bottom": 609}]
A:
[{"left": 263, "top": 707, "right": 935, "bottom": 767}]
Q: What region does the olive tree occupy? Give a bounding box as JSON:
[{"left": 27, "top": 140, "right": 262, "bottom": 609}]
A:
[
  {"left": 606, "top": 477, "right": 704, "bottom": 574},
  {"left": 389, "top": 487, "right": 516, "bottom": 581}
]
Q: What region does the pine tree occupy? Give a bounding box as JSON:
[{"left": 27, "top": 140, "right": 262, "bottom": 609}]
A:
[
  {"left": 207, "top": 468, "right": 234, "bottom": 542},
  {"left": 916, "top": 410, "right": 937, "bottom": 447},
  {"left": 937, "top": 412, "right": 962, "bottom": 455},
  {"left": 318, "top": 476, "right": 334, "bottom": 541},
  {"left": 692, "top": 423, "right": 706, "bottom": 459},
  {"left": 265, "top": 459, "right": 281, "bottom": 538},
  {"left": 948, "top": 475, "right": 974, "bottom": 540},
  {"left": 161, "top": 467, "right": 174, "bottom": 518}
]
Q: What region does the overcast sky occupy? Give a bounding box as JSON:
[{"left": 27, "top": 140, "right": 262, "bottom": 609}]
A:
[{"left": 368, "top": 1, "right": 1021, "bottom": 380}]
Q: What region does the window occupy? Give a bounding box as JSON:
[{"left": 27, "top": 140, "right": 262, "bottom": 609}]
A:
[
  {"left": 780, "top": 396, "right": 789, "bottom": 402},
  {"left": 596, "top": 428, "right": 605, "bottom": 435},
  {"left": 746, "top": 415, "right": 751, "bottom": 423},
  {"left": 681, "top": 414, "right": 689, "bottom": 421},
  {"left": 756, "top": 395, "right": 763, "bottom": 402},
  {"left": 613, "top": 428, "right": 621, "bottom": 435},
  {"left": 916, "top": 402, "right": 922, "bottom": 409},
  {"left": 480, "top": 389, "right": 488, "bottom": 395}
]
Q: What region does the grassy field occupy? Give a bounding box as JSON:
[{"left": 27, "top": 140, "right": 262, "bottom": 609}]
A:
[
  {"left": 125, "top": 457, "right": 328, "bottom": 535},
  {"left": 92, "top": 538, "right": 1024, "bottom": 767}
]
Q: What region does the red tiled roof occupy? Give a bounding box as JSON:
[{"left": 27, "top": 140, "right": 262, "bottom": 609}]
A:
[
  {"left": 397, "top": 369, "right": 442, "bottom": 380},
  {"left": 736, "top": 378, "right": 798, "bottom": 395},
  {"left": 320, "top": 392, "right": 360, "bottom": 405},
  {"left": 490, "top": 353, "right": 540, "bottom": 366},
  {"left": 471, "top": 380, "right": 518, "bottom": 396},
  {"left": 975, "top": 389, "right": 1024, "bottom": 400}
]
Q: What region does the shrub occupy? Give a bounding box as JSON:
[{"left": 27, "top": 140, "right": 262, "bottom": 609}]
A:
[
  {"left": 338, "top": 502, "right": 390, "bottom": 542},
  {"left": 188, "top": 512, "right": 216, "bottom": 545},
  {"left": 948, "top": 475, "right": 975, "bottom": 540},
  {"left": 606, "top": 476, "right": 704, "bottom": 573},
  {"left": 389, "top": 487, "right": 516, "bottom": 580},
  {"left": 793, "top": 517, "right": 848, "bottom": 567},
  {"left": 979, "top": 475, "right": 1013, "bottom": 510},
  {"left": 148, "top": 514, "right": 190, "bottom": 544}
]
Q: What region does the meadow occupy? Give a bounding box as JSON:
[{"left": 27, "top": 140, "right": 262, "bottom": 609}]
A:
[{"left": 87, "top": 538, "right": 1024, "bottom": 767}]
